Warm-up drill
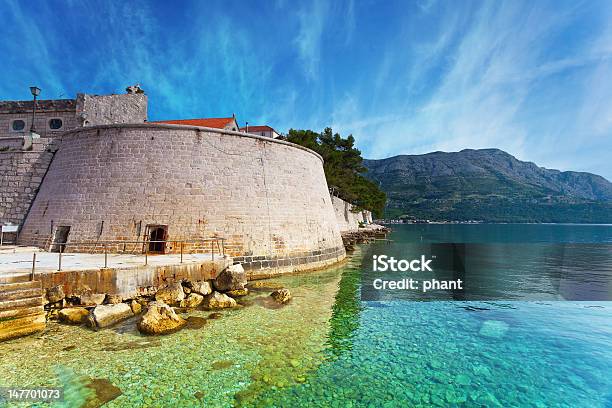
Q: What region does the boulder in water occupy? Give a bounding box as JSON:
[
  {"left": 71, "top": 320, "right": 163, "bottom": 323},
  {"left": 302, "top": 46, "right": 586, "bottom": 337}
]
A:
[
  {"left": 88, "top": 303, "right": 133, "bottom": 329},
  {"left": 155, "top": 282, "right": 185, "bottom": 305},
  {"left": 270, "top": 288, "right": 292, "bottom": 304},
  {"left": 189, "top": 280, "right": 213, "bottom": 296},
  {"left": 202, "top": 291, "right": 237, "bottom": 309},
  {"left": 213, "top": 264, "right": 246, "bottom": 292},
  {"left": 137, "top": 301, "right": 186, "bottom": 335},
  {"left": 58, "top": 307, "right": 90, "bottom": 324},
  {"left": 227, "top": 288, "right": 249, "bottom": 298},
  {"left": 180, "top": 293, "right": 204, "bottom": 308}
]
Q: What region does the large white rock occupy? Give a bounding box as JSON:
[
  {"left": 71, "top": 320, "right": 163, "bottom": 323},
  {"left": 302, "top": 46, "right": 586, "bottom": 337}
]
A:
[
  {"left": 155, "top": 282, "right": 185, "bottom": 305},
  {"left": 88, "top": 303, "right": 133, "bottom": 329},
  {"left": 180, "top": 293, "right": 204, "bottom": 308},
  {"left": 190, "top": 280, "right": 213, "bottom": 296},
  {"left": 137, "top": 301, "right": 186, "bottom": 335},
  {"left": 58, "top": 308, "right": 90, "bottom": 324},
  {"left": 202, "top": 291, "right": 237, "bottom": 309},
  {"left": 213, "top": 264, "right": 247, "bottom": 292}
]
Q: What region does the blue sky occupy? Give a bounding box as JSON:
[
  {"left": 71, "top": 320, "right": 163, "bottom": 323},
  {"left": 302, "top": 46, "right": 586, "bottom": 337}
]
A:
[{"left": 1, "top": 0, "right": 611, "bottom": 179}]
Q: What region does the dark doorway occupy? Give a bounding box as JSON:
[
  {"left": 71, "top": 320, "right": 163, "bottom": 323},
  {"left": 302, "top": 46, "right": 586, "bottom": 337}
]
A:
[
  {"left": 147, "top": 225, "right": 167, "bottom": 253},
  {"left": 50, "top": 226, "right": 70, "bottom": 253}
]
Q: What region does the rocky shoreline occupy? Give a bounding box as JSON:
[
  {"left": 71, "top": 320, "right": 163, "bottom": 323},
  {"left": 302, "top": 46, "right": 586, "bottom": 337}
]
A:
[
  {"left": 44, "top": 263, "right": 293, "bottom": 336},
  {"left": 341, "top": 225, "right": 391, "bottom": 252}
]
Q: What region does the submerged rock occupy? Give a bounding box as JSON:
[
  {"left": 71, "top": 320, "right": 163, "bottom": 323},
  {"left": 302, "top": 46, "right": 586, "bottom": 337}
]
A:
[
  {"left": 202, "top": 291, "right": 237, "bottom": 309},
  {"left": 184, "top": 316, "right": 207, "bottom": 330},
  {"left": 247, "top": 280, "right": 285, "bottom": 291},
  {"left": 58, "top": 308, "right": 90, "bottom": 325},
  {"left": 155, "top": 282, "right": 185, "bottom": 305},
  {"left": 85, "top": 378, "right": 123, "bottom": 407},
  {"left": 270, "top": 288, "right": 292, "bottom": 304},
  {"left": 479, "top": 320, "right": 510, "bottom": 338},
  {"left": 180, "top": 293, "right": 204, "bottom": 308},
  {"left": 46, "top": 285, "right": 65, "bottom": 303},
  {"left": 88, "top": 303, "right": 134, "bottom": 329},
  {"left": 137, "top": 301, "right": 186, "bottom": 335},
  {"left": 227, "top": 288, "right": 249, "bottom": 298},
  {"left": 213, "top": 264, "right": 246, "bottom": 292}
]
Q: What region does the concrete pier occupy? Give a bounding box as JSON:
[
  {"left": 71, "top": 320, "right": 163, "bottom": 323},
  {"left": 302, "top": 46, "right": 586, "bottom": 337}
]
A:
[{"left": 0, "top": 246, "right": 232, "bottom": 298}]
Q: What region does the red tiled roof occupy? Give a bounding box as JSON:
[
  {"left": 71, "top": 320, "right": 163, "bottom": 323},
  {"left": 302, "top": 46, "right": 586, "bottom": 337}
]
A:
[
  {"left": 240, "top": 125, "right": 275, "bottom": 133},
  {"left": 152, "top": 118, "right": 235, "bottom": 129}
]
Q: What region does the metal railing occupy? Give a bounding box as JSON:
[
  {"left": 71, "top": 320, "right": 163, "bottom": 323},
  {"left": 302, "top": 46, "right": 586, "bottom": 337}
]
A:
[{"left": 31, "top": 238, "right": 226, "bottom": 274}]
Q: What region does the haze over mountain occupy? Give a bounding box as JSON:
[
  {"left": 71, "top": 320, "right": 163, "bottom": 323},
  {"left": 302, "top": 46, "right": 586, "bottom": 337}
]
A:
[{"left": 364, "top": 149, "right": 612, "bottom": 223}]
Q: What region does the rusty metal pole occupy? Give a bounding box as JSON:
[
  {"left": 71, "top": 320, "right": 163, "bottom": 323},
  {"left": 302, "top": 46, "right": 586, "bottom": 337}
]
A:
[
  {"left": 58, "top": 250, "right": 62, "bottom": 271},
  {"left": 104, "top": 244, "right": 108, "bottom": 268},
  {"left": 180, "top": 242, "right": 183, "bottom": 264},
  {"left": 31, "top": 253, "right": 36, "bottom": 281}
]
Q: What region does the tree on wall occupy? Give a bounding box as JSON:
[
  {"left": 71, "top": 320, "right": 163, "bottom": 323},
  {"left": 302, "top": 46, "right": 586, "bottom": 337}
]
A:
[{"left": 281, "top": 128, "right": 387, "bottom": 218}]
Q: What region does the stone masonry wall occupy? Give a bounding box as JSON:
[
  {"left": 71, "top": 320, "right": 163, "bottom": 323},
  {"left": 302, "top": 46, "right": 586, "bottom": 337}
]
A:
[
  {"left": 0, "top": 139, "right": 56, "bottom": 228},
  {"left": 76, "top": 93, "right": 147, "bottom": 126},
  {"left": 331, "top": 195, "right": 372, "bottom": 232},
  {"left": 19, "top": 124, "right": 345, "bottom": 276}
]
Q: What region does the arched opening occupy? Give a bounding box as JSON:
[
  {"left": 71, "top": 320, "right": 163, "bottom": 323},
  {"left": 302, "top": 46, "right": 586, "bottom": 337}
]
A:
[{"left": 147, "top": 225, "right": 167, "bottom": 254}]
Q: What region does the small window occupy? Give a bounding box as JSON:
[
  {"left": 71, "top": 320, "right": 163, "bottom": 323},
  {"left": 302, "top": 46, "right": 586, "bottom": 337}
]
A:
[
  {"left": 48, "top": 118, "right": 63, "bottom": 130},
  {"left": 261, "top": 132, "right": 265, "bottom": 136},
  {"left": 11, "top": 120, "right": 25, "bottom": 131}
]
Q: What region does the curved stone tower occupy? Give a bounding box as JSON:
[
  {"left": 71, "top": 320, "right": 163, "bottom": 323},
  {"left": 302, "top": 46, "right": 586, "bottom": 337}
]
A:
[{"left": 18, "top": 124, "right": 345, "bottom": 277}]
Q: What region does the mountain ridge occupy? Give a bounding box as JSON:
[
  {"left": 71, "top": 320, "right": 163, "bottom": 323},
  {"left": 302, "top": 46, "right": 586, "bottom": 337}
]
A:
[{"left": 363, "top": 148, "right": 612, "bottom": 222}]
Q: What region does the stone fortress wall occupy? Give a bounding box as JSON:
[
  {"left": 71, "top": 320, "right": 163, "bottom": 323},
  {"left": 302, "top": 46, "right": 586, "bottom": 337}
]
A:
[
  {"left": 0, "top": 139, "right": 56, "bottom": 227},
  {"left": 331, "top": 195, "right": 373, "bottom": 232},
  {"left": 18, "top": 124, "right": 347, "bottom": 277}
]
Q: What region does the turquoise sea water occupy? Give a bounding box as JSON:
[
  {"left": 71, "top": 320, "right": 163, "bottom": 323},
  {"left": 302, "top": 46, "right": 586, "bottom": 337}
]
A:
[
  {"left": 251, "top": 224, "right": 612, "bottom": 407},
  {"left": 1, "top": 224, "right": 611, "bottom": 407}
]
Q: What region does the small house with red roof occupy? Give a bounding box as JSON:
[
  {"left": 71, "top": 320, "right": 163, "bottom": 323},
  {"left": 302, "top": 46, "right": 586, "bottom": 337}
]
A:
[
  {"left": 239, "top": 125, "right": 280, "bottom": 139},
  {"left": 151, "top": 115, "right": 240, "bottom": 132}
]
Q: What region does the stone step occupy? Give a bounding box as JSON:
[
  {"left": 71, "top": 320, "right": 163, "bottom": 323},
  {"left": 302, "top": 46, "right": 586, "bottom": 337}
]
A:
[
  {"left": 0, "top": 281, "right": 41, "bottom": 293},
  {"left": 0, "top": 315, "right": 46, "bottom": 342},
  {"left": 0, "top": 313, "right": 46, "bottom": 332},
  {"left": 0, "top": 288, "right": 44, "bottom": 302},
  {"left": 0, "top": 296, "right": 44, "bottom": 312},
  {"left": 0, "top": 305, "right": 45, "bottom": 320}
]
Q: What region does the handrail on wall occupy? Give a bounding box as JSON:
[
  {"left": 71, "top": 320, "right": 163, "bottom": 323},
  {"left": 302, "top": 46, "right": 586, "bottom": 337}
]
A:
[{"left": 51, "top": 238, "right": 226, "bottom": 272}]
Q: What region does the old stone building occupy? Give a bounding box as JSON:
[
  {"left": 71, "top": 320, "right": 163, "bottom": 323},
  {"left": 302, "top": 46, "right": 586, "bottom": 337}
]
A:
[
  {"left": 0, "top": 87, "right": 358, "bottom": 276},
  {"left": 0, "top": 92, "right": 147, "bottom": 140},
  {"left": 0, "top": 90, "right": 147, "bottom": 229}
]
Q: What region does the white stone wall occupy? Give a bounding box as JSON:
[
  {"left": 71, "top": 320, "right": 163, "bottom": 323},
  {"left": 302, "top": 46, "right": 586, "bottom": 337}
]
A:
[
  {"left": 331, "top": 195, "right": 372, "bottom": 232},
  {"left": 19, "top": 124, "right": 345, "bottom": 273}
]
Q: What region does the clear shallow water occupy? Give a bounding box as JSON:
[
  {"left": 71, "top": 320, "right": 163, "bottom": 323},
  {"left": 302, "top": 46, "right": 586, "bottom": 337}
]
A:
[{"left": 1, "top": 224, "right": 611, "bottom": 407}]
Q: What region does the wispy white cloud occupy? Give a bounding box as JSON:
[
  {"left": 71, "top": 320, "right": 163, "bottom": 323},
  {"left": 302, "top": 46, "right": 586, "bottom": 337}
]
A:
[
  {"left": 293, "top": 0, "right": 329, "bottom": 80},
  {"left": 340, "top": 1, "right": 612, "bottom": 179}
]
